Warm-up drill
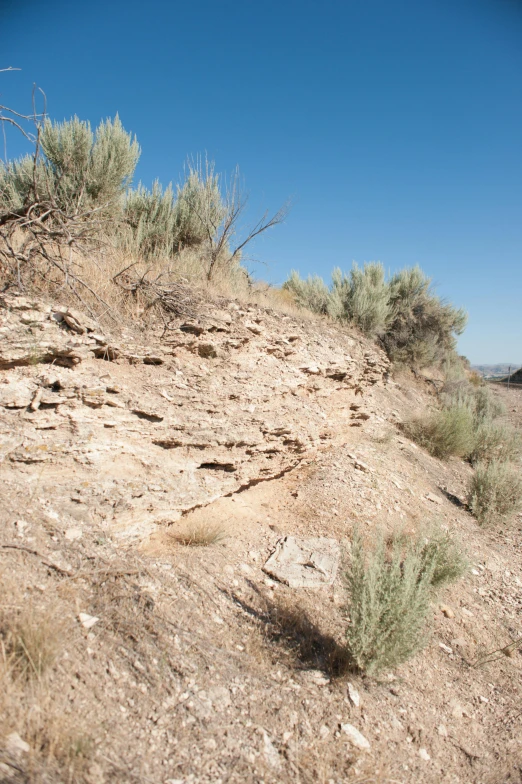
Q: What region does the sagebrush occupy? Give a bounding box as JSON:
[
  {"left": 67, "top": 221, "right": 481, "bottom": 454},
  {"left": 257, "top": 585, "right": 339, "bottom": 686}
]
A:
[
  {"left": 468, "top": 460, "right": 522, "bottom": 526},
  {"left": 284, "top": 263, "right": 466, "bottom": 368},
  {"left": 344, "top": 526, "right": 465, "bottom": 675}
]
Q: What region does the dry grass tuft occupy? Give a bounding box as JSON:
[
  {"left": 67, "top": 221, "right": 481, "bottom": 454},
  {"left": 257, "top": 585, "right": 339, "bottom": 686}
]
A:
[
  {"left": 0, "top": 605, "right": 91, "bottom": 783},
  {"left": 168, "top": 521, "right": 228, "bottom": 547},
  {"left": 0, "top": 607, "right": 61, "bottom": 681}
]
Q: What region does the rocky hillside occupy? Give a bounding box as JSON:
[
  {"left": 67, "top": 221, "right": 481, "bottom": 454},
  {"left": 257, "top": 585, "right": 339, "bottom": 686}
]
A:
[{"left": 0, "top": 291, "right": 521, "bottom": 784}]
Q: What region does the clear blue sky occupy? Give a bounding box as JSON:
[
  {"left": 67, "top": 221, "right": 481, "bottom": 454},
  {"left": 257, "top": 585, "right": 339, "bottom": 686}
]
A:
[{"left": 1, "top": 0, "right": 521, "bottom": 364}]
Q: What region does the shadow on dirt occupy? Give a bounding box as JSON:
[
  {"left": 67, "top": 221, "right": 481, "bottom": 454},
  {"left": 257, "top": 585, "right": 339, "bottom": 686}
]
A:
[
  {"left": 439, "top": 486, "right": 468, "bottom": 510},
  {"left": 228, "top": 581, "right": 353, "bottom": 678}
]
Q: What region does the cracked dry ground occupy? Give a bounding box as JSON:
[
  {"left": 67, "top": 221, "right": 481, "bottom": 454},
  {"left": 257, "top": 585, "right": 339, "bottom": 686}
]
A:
[{"left": 0, "top": 293, "right": 521, "bottom": 784}]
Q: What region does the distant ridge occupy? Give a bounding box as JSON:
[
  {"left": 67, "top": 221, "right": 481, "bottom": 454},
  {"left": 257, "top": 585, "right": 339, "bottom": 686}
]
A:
[{"left": 472, "top": 363, "right": 519, "bottom": 378}]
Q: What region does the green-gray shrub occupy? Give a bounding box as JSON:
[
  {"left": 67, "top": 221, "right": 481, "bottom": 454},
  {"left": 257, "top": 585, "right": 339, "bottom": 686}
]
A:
[
  {"left": 344, "top": 527, "right": 464, "bottom": 675},
  {"left": 283, "top": 263, "right": 466, "bottom": 368},
  {"left": 382, "top": 266, "right": 467, "bottom": 367},
  {"left": 283, "top": 270, "right": 331, "bottom": 315},
  {"left": 468, "top": 460, "right": 522, "bottom": 526},
  {"left": 404, "top": 403, "right": 476, "bottom": 460},
  {"left": 332, "top": 262, "right": 391, "bottom": 338},
  {"left": 122, "top": 181, "right": 177, "bottom": 258},
  {"left": 417, "top": 528, "right": 468, "bottom": 587},
  {"left": 0, "top": 115, "right": 140, "bottom": 219},
  {"left": 172, "top": 162, "right": 226, "bottom": 249},
  {"left": 469, "top": 418, "right": 521, "bottom": 466}
]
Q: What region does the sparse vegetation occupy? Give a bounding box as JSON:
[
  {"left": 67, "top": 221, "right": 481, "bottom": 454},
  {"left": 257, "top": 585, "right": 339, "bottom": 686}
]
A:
[
  {"left": 344, "top": 526, "right": 465, "bottom": 675},
  {"left": 404, "top": 402, "right": 476, "bottom": 460},
  {"left": 285, "top": 263, "right": 466, "bottom": 369},
  {"left": 469, "top": 418, "right": 521, "bottom": 465},
  {"left": 468, "top": 460, "right": 522, "bottom": 526},
  {"left": 0, "top": 607, "right": 60, "bottom": 679},
  {"left": 417, "top": 527, "right": 468, "bottom": 587},
  {"left": 406, "top": 383, "right": 521, "bottom": 467},
  {"left": 0, "top": 86, "right": 286, "bottom": 303},
  {"left": 168, "top": 521, "right": 228, "bottom": 547}
]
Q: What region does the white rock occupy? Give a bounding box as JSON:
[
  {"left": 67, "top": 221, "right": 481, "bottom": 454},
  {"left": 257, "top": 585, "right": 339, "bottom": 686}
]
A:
[
  {"left": 425, "top": 492, "right": 442, "bottom": 505},
  {"left": 6, "top": 732, "right": 30, "bottom": 755},
  {"left": 419, "top": 748, "right": 431, "bottom": 761},
  {"left": 439, "top": 642, "right": 453, "bottom": 654},
  {"left": 65, "top": 527, "right": 82, "bottom": 541},
  {"left": 262, "top": 730, "right": 281, "bottom": 770},
  {"left": 347, "top": 682, "right": 361, "bottom": 707},
  {"left": 341, "top": 723, "right": 370, "bottom": 750},
  {"left": 319, "top": 725, "right": 330, "bottom": 739},
  {"left": 79, "top": 613, "right": 99, "bottom": 629},
  {"left": 437, "top": 724, "right": 448, "bottom": 737}
]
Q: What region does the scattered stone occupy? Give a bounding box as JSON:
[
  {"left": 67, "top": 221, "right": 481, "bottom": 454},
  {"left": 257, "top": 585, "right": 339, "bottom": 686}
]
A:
[
  {"left": 132, "top": 407, "right": 164, "bottom": 422},
  {"left": 65, "top": 527, "right": 83, "bottom": 541},
  {"left": 79, "top": 613, "right": 100, "bottom": 629},
  {"left": 262, "top": 730, "right": 281, "bottom": 770},
  {"left": 305, "top": 670, "right": 330, "bottom": 686},
  {"left": 59, "top": 307, "right": 98, "bottom": 335},
  {"left": 0, "top": 378, "right": 35, "bottom": 408},
  {"left": 449, "top": 699, "right": 465, "bottom": 719},
  {"left": 437, "top": 724, "right": 448, "bottom": 737},
  {"left": 440, "top": 605, "right": 455, "bottom": 619},
  {"left": 347, "top": 682, "right": 361, "bottom": 707},
  {"left": 439, "top": 642, "right": 453, "bottom": 654},
  {"left": 319, "top": 725, "right": 330, "bottom": 739},
  {"left": 426, "top": 492, "right": 443, "bottom": 505},
  {"left": 207, "top": 685, "right": 231, "bottom": 711},
  {"left": 354, "top": 459, "right": 371, "bottom": 473},
  {"left": 263, "top": 536, "right": 340, "bottom": 588},
  {"left": 143, "top": 355, "right": 164, "bottom": 365},
  {"left": 244, "top": 321, "right": 264, "bottom": 335},
  {"left": 6, "top": 732, "right": 30, "bottom": 755},
  {"left": 419, "top": 748, "right": 431, "bottom": 761},
  {"left": 341, "top": 723, "right": 370, "bottom": 750}
]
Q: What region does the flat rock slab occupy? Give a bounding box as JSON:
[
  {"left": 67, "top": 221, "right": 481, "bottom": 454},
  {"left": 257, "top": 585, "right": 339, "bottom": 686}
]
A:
[{"left": 263, "top": 535, "right": 340, "bottom": 588}]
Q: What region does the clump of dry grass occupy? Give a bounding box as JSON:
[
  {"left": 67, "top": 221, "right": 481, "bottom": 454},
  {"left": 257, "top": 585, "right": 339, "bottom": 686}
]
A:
[
  {"left": 168, "top": 521, "right": 228, "bottom": 547},
  {"left": 0, "top": 607, "right": 61, "bottom": 680},
  {"left": 0, "top": 604, "right": 91, "bottom": 783}
]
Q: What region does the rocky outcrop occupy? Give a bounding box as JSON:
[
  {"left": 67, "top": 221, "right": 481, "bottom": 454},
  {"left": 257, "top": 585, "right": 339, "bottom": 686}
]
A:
[{"left": 0, "top": 293, "right": 389, "bottom": 541}]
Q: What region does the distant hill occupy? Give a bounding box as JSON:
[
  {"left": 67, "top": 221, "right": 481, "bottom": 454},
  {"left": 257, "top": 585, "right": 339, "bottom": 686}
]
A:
[
  {"left": 472, "top": 363, "right": 520, "bottom": 378},
  {"left": 501, "top": 367, "right": 522, "bottom": 384}
]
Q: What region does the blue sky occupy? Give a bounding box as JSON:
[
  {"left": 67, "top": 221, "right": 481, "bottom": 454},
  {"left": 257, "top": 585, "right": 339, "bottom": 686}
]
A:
[{"left": 1, "top": 0, "right": 521, "bottom": 364}]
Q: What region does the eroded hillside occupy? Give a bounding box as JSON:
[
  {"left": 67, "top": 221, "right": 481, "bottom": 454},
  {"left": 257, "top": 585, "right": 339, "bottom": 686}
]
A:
[{"left": 0, "top": 292, "right": 521, "bottom": 784}]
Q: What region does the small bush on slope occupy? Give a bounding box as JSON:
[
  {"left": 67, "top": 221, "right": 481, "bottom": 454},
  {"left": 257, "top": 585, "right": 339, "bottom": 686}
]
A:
[
  {"left": 0, "top": 115, "right": 140, "bottom": 219},
  {"left": 283, "top": 271, "right": 331, "bottom": 315},
  {"left": 383, "top": 266, "right": 467, "bottom": 368},
  {"left": 404, "top": 402, "right": 476, "bottom": 460},
  {"left": 284, "top": 264, "right": 465, "bottom": 368},
  {"left": 331, "top": 262, "right": 392, "bottom": 338},
  {"left": 468, "top": 460, "right": 522, "bottom": 527},
  {"left": 344, "top": 528, "right": 464, "bottom": 675},
  {"left": 469, "top": 418, "right": 521, "bottom": 466},
  {"left": 417, "top": 528, "right": 468, "bottom": 588}
]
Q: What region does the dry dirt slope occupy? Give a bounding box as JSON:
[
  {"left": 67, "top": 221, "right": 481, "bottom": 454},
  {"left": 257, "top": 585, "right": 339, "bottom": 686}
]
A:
[{"left": 0, "top": 292, "right": 521, "bottom": 784}]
